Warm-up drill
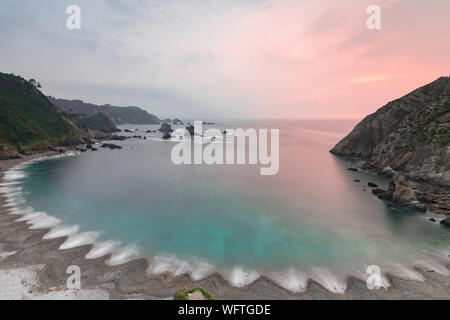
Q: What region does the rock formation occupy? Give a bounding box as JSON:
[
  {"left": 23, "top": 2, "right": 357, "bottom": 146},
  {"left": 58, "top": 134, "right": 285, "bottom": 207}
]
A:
[{"left": 331, "top": 76, "right": 450, "bottom": 216}]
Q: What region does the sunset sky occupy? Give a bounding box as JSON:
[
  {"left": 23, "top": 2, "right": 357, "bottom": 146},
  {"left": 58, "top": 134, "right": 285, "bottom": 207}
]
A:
[{"left": 0, "top": 0, "right": 449, "bottom": 119}]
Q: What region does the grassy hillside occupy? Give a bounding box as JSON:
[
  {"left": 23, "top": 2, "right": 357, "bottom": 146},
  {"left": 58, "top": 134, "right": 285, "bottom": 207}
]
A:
[
  {"left": 79, "top": 112, "right": 120, "bottom": 133},
  {"left": 0, "top": 72, "right": 83, "bottom": 154}
]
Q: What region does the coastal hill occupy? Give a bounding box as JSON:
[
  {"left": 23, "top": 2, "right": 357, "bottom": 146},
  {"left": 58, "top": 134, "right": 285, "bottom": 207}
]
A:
[
  {"left": 77, "top": 113, "right": 120, "bottom": 134},
  {"left": 0, "top": 72, "right": 87, "bottom": 159},
  {"left": 331, "top": 76, "right": 450, "bottom": 216},
  {"left": 49, "top": 97, "right": 160, "bottom": 125}
]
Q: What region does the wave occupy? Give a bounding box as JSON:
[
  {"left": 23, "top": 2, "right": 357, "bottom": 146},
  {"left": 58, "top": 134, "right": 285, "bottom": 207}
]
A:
[
  {"left": 106, "top": 245, "right": 142, "bottom": 266},
  {"left": 85, "top": 240, "right": 122, "bottom": 260},
  {"left": 147, "top": 254, "right": 215, "bottom": 281},
  {"left": 15, "top": 211, "right": 61, "bottom": 230},
  {"left": 59, "top": 232, "right": 101, "bottom": 250},
  {"left": 43, "top": 225, "right": 79, "bottom": 240},
  {"left": 1, "top": 156, "right": 449, "bottom": 294}
]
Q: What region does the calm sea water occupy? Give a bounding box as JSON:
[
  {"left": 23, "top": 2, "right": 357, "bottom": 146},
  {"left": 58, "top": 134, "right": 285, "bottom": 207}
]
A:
[{"left": 9, "top": 119, "right": 450, "bottom": 291}]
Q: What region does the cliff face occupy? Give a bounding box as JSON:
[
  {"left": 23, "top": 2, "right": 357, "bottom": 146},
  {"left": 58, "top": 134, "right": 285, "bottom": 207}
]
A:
[
  {"left": 49, "top": 98, "right": 160, "bottom": 125},
  {"left": 331, "top": 76, "right": 450, "bottom": 215},
  {"left": 0, "top": 72, "right": 86, "bottom": 159}
]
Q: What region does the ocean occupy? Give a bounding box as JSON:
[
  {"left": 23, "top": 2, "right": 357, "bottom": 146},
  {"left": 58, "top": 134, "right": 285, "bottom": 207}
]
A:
[{"left": 2, "top": 119, "right": 449, "bottom": 293}]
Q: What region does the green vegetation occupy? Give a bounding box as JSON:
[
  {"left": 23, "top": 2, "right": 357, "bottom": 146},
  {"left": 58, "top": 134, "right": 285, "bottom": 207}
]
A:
[
  {"left": 174, "top": 287, "right": 214, "bottom": 300},
  {"left": 79, "top": 112, "right": 120, "bottom": 133},
  {"left": 0, "top": 72, "right": 82, "bottom": 151},
  {"left": 433, "top": 127, "right": 450, "bottom": 148}
]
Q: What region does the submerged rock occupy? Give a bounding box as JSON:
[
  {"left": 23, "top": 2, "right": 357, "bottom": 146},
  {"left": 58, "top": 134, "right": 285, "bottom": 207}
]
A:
[
  {"left": 372, "top": 188, "right": 386, "bottom": 196},
  {"left": 162, "top": 133, "right": 172, "bottom": 140},
  {"left": 347, "top": 168, "right": 359, "bottom": 172},
  {"left": 100, "top": 143, "right": 122, "bottom": 150},
  {"left": 108, "top": 135, "right": 129, "bottom": 141},
  {"left": 368, "top": 182, "right": 378, "bottom": 188},
  {"left": 440, "top": 217, "right": 450, "bottom": 227}
]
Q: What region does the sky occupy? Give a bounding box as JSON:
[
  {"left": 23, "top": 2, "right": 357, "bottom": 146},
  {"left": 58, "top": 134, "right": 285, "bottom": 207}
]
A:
[{"left": 0, "top": 0, "right": 449, "bottom": 119}]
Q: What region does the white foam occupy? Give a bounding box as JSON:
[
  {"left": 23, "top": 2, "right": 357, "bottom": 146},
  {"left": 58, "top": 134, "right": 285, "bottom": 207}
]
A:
[
  {"left": 415, "top": 260, "right": 449, "bottom": 276},
  {"left": 147, "top": 254, "right": 187, "bottom": 275},
  {"left": 147, "top": 254, "right": 215, "bottom": 281},
  {"left": 3, "top": 171, "right": 26, "bottom": 181},
  {"left": 0, "top": 251, "right": 16, "bottom": 260},
  {"left": 190, "top": 261, "right": 215, "bottom": 281},
  {"left": 4, "top": 192, "right": 23, "bottom": 201},
  {"left": 268, "top": 269, "right": 308, "bottom": 293},
  {"left": 43, "top": 225, "right": 79, "bottom": 240},
  {"left": 226, "top": 267, "right": 260, "bottom": 287},
  {"left": 0, "top": 181, "right": 20, "bottom": 187},
  {"left": 310, "top": 268, "right": 347, "bottom": 294},
  {"left": 3, "top": 202, "right": 22, "bottom": 208},
  {"left": 7, "top": 206, "right": 34, "bottom": 216},
  {"left": 59, "top": 232, "right": 100, "bottom": 250},
  {"left": 106, "top": 246, "right": 141, "bottom": 266},
  {"left": 86, "top": 240, "right": 122, "bottom": 260},
  {"left": 28, "top": 215, "right": 61, "bottom": 230},
  {"left": 4, "top": 199, "right": 25, "bottom": 207},
  {"left": 3, "top": 197, "right": 26, "bottom": 207},
  {"left": 14, "top": 210, "right": 60, "bottom": 230},
  {"left": 15, "top": 211, "right": 48, "bottom": 223},
  {"left": 0, "top": 187, "right": 21, "bottom": 194},
  {"left": 387, "top": 264, "right": 425, "bottom": 282}
]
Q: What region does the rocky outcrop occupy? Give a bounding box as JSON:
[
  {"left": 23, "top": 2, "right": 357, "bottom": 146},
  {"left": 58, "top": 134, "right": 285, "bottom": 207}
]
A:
[
  {"left": 0, "top": 146, "right": 22, "bottom": 160},
  {"left": 331, "top": 76, "right": 450, "bottom": 215},
  {"left": 162, "top": 133, "right": 172, "bottom": 140},
  {"left": 441, "top": 217, "right": 450, "bottom": 227},
  {"left": 186, "top": 125, "right": 195, "bottom": 137},
  {"left": 100, "top": 143, "right": 122, "bottom": 150},
  {"left": 377, "top": 173, "right": 426, "bottom": 212},
  {"left": 159, "top": 123, "right": 174, "bottom": 134}
]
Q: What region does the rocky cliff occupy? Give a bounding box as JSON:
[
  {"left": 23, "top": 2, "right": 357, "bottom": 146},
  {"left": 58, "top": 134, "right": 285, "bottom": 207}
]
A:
[{"left": 331, "top": 76, "right": 450, "bottom": 216}]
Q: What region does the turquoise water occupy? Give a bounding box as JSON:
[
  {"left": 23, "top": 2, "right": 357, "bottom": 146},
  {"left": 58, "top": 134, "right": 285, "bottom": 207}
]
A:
[{"left": 8, "top": 120, "right": 450, "bottom": 290}]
